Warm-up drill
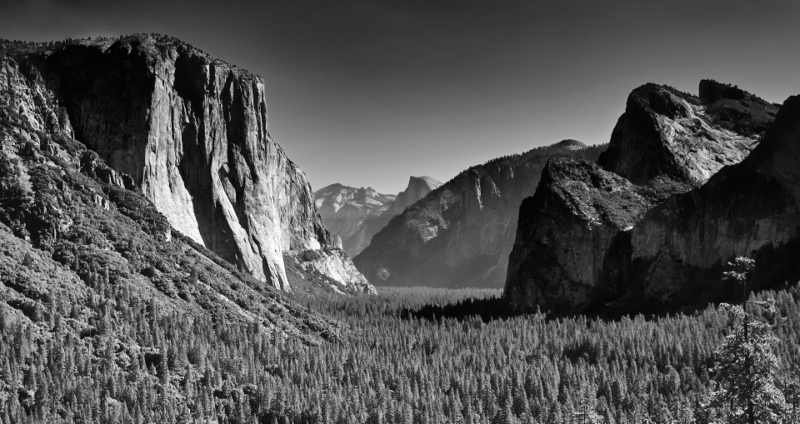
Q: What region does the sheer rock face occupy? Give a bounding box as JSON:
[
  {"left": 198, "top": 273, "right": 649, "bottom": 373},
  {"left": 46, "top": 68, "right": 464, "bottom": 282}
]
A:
[
  {"left": 355, "top": 140, "right": 606, "bottom": 288},
  {"left": 598, "top": 83, "right": 772, "bottom": 187},
  {"left": 3, "top": 35, "right": 371, "bottom": 293},
  {"left": 504, "top": 157, "right": 655, "bottom": 312},
  {"left": 505, "top": 81, "right": 781, "bottom": 314},
  {"left": 0, "top": 46, "right": 341, "bottom": 343},
  {"left": 314, "top": 176, "right": 441, "bottom": 257},
  {"left": 384, "top": 176, "right": 443, "bottom": 216},
  {"left": 629, "top": 95, "right": 800, "bottom": 308}
]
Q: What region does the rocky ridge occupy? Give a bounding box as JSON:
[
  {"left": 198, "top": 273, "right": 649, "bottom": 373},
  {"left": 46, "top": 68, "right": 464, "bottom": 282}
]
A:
[
  {"left": 505, "top": 81, "right": 781, "bottom": 314},
  {"left": 314, "top": 184, "right": 394, "bottom": 257},
  {"left": 1, "top": 34, "right": 372, "bottom": 294},
  {"left": 314, "top": 176, "right": 441, "bottom": 257},
  {"left": 355, "top": 140, "right": 606, "bottom": 288}
]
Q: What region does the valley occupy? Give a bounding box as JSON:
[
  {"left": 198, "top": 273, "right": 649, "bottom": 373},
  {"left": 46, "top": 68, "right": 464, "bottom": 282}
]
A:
[{"left": 1, "top": 31, "right": 800, "bottom": 424}]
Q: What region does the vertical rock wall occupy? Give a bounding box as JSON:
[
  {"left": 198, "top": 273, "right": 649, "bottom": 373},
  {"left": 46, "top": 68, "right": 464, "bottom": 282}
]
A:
[
  {"left": 12, "top": 35, "right": 370, "bottom": 293},
  {"left": 505, "top": 81, "right": 780, "bottom": 314}
]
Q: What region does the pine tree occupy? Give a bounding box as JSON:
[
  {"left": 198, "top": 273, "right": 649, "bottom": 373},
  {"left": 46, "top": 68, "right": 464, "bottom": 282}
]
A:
[{"left": 708, "top": 257, "right": 786, "bottom": 423}]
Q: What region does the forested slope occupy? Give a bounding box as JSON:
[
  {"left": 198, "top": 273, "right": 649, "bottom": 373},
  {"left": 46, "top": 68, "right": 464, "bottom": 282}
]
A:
[{"left": 0, "top": 37, "right": 341, "bottom": 423}]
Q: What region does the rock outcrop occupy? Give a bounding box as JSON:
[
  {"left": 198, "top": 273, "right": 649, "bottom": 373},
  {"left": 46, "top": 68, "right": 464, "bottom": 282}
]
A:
[
  {"left": 314, "top": 176, "right": 441, "bottom": 257},
  {"left": 355, "top": 140, "right": 606, "bottom": 288},
  {"left": 505, "top": 81, "right": 781, "bottom": 314},
  {"left": 384, "top": 176, "right": 443, "bottom": 216},
  {"left": 0, "top": 41, "right": 340, "bottom": 344},
  {"left": 2, "top": 34, "right": 372, "bottom": 294},
  {"left": 625, "top": 94, "right": 800, "bottom": 311},
  {"left": 504, "top": 156, "right": 656, "bottom": 312}
]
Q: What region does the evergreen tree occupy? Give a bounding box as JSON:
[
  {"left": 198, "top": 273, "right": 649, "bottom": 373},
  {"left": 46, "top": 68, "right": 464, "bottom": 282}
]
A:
[{"left": 708, "top": 257, "right": 786, "bottom": 423}]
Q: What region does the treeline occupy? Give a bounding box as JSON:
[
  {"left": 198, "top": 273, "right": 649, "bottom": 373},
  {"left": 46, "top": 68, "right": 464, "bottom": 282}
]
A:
[{"left": 476, "top": 143, "right": 608, "bottom": 168}]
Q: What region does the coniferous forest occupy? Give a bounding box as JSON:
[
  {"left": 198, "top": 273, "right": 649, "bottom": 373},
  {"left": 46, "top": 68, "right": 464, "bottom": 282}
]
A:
[{"left": 2, "top": 276, "right": 800, "bottom": 423}]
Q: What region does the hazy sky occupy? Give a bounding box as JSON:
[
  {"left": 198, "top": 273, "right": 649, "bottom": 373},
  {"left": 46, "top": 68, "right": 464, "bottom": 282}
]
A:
[{"left": 1, "top": 0, "right": 798, "bottom": 193}]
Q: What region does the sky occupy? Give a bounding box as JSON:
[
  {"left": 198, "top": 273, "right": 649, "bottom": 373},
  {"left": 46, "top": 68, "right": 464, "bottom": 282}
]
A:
[{"left": 1, "top": 0, "right": 798, "bottom": 194}]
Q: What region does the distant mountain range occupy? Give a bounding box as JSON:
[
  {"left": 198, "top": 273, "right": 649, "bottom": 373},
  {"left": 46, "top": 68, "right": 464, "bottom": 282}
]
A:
[
  {"left": 314, "top": 176, "right": 442, "bottom": 257},
  {"left": 354, "top": 139, "right": 606, "bottom": 288}
]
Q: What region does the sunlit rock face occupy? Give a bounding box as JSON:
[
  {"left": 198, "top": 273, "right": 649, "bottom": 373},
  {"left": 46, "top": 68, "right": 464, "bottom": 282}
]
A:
[
  {"left": 314, "top": 176, "right": 441, "bottom": 258},
  {"left": 355, "top": 140, "right": 606, "bottom": 288},
  {"left": 505, "top": 81, "right": 781, "bottom": 314},
  {"left": 599, "top": 82, "right": 774, "bottom": 187},
  {"left": 628, "top": 94, "right": 800, "bottom": 310},
  {"left": 0, "top": 42, "right": 343, "bottom": 343},
  {"left": 5, "top": 34, "right": 371, "bottom": 293},
  {"left": 384, "top": 176, "right": 443, "bottom": 216}
]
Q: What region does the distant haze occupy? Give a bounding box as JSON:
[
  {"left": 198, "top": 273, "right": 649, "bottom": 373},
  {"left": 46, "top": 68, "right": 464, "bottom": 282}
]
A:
[{"left": 1, "top": 0, "right": 797, "bottom": 193}]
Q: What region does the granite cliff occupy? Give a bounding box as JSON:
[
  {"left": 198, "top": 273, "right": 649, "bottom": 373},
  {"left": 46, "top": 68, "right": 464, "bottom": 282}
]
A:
[
  {"left": 355, "top": 140, "right": 606, "bottom": 288},
  {"left": 314, "top": 176, "right": 441, "bottom": 257},
  {"left": 505, "top": 81, "right": 781, "bottom": 314},
  {"left": 0, "top": 37, "right": 340, "bottom": 344},
  {"left": 626, "top": 94, "right": 800, "bottom": 311},
  {"left": 1, "top": 34, "right": 372, "bottom": 294},
  {"left": 384, "top": 176, "right": 443, "bottom": 216}
]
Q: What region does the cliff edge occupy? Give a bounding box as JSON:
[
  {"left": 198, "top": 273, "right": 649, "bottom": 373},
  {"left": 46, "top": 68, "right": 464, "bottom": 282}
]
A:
[{"left": 1, "top": 34, "right": 373, "bottom": 294}]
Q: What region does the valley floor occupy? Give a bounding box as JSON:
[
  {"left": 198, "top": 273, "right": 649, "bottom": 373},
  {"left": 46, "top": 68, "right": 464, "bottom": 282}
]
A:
[
  {"left": 287, "top": 286, "right": 800, "bottom": 424},
  {"left": 3, "top": 285, "right": 800, "bottom": 423}
]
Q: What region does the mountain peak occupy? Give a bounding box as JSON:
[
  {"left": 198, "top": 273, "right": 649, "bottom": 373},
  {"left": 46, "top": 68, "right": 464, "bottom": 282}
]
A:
[
  {"left": 598, "top": 80, "right": 778, "bottom": 187},
  {"left": 407, "top": 175, "right": 442, "bottom": 189},
  {"left": 313, "top": 183, "right": 396, "bottom": 257},
  {"left": 385, "top": 176, "right": 443, "bottom": 216},
  {"left": 554, "top": 139, "right": 587, "bottom": 150}
]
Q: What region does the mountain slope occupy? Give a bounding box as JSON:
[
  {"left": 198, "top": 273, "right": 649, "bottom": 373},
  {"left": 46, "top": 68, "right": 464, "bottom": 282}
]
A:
[
  {"left": 1, "top": 34, "right": 371, "bottom": 294},
  {"left": 505, "top": 81, "right": 781, "bottom": 314},
  {"left": 354, "top": 140, "right": 606, "bottom": 288},
  {"left": 0, "top": 36, "right": 355, "bottom": 421},
  {"left": 0, "top": 35, "right": 340, "bottom": 339},
  {"left": 314, "top": 176, "right": 441, "bottom": 257}
]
